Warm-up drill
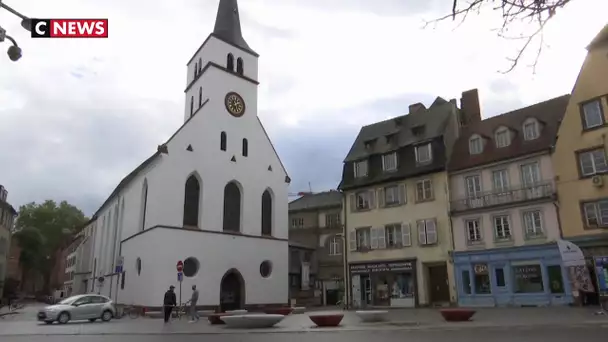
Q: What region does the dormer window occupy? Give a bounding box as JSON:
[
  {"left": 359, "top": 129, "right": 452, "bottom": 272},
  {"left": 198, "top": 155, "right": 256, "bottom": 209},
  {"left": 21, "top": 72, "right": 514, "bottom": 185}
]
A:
[
  {"left": 382, "top": 152, "right": 398, "bottom": 172},
  {"left": 411, "top": 125, "right": 425, "bottom": 137},
  {"left": 469, "top": 135, "right": 482, "bottom": 154},
  {"left": 495, "top": 127, "right": 511, "bottom": 148},
  {"left": 415, "top": 143, "right": 432, "bottom": 164},
  {"left": 385, "top": 133, "right": 397, "bottom": 145},
  {"left": 354, "top": 160, "right": 368, "bottom": 178},
  {"left": 523, "top": 118, "right": 540, "bottom": 140},
  {"left": 364, "top": 139, "right": 376, "bottom": 151}
]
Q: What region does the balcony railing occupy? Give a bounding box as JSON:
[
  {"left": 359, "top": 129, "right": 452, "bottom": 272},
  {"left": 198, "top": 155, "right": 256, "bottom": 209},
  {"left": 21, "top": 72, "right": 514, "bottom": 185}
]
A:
[{"left": 450, "top": 181, "right": 555, "bottom": 213}]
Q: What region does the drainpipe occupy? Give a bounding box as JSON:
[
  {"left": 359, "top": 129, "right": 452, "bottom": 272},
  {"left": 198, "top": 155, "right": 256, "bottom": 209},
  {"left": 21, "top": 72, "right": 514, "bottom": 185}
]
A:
[{"left": 341, "top": 190, "right": 350, "bottom": 308}]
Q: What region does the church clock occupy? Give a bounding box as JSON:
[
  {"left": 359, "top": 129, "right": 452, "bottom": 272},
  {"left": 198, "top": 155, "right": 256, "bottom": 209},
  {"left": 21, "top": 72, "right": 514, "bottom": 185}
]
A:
[{"left": 225, "top": 92, "right": 246, "bottom": 117}]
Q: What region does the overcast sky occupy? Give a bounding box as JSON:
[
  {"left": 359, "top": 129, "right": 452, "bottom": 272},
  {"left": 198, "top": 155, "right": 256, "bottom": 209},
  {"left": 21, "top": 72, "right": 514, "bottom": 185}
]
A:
[{"left": 0, "top": 0, "right": 606, "bottom": 216}]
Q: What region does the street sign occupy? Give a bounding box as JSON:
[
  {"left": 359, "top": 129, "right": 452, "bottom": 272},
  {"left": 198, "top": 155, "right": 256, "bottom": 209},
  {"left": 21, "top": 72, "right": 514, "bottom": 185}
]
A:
[
  {"left": 178, "top": 272, "right": 183, "bottom": 282},
  {"left": 176, "top": 260, "right": 184, "bottom": 272},
  {"left": 115, "top": 256, "right": 124, "bottom": 273}
]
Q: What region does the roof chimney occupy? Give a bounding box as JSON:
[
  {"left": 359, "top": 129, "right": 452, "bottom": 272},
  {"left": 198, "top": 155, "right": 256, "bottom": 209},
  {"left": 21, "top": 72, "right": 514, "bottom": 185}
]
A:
[
  {"left": 408, "top": 102, "right": 426, "bottom": 114},
  {"left": 460, "top": 89, "right": 481, "bottom": 125}
]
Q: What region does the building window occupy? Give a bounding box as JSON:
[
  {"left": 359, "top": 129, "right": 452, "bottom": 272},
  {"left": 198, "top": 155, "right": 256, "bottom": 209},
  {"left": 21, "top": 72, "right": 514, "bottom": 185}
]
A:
[
  {"left": 356, "top": 227, "right": 371, "bottom": 250},
  {"left": 495, "top": 268, "right": 506, "bottom": 287},
  {"left": 473, "top": 263, "right": 491, "bottom": 294},
  {"left": 242, "top": 138, "right": 248, "bottom": 157},
  {"left": 495, "top": 128, "right": 510, "bottom": 148},
  {"left": 462, "top": 270, "right": 471, "bottom": 294},
  {"left": 523, "top": 210, "right": 543, "bottom": 238},
  {"left": 198, "top": 87, "right": 202, "bottom": 107},
  {"left": 521, "top": 162, "right": 540, "bottom": 186},
  {"left": 382, "top": 152, "right": 397, "bottom": 172},
  {"left": 513, "top": 264, "right": 544, "bottom": 293},
  {"left": 355, "top": 191, "right": 372, "bottom": 210},
  {"left": 227, "top": 53, "right": 234, "bottom": 71},
  {"left": 384, "top": 185, "right": 399, "bottom": 206},
  {"left": 547, "top": 265, "right": 565, "bottom": 294},
  {"left": 415, "top": 143, "right": 432, "bottom": 164},
  {"left": 415, "top": 179, "right": 433, "bottom": 202},
  {"left": 469, "top": 136, "right": 482, "bottom": 154},
  {"left": 183, "top": 257, "right": 200, "bottom": 277},
  {"left": 291, "top": 217, "right": 304, "bottom": 228},
  {"left": 523, "top": 119, "right": 539, "bottom": 140},
  {"left": 582, "top": 199, "right": 608, "bottom": 228},
  {"left": 140, "top": 179, "right": 148, "bottom": 231},
  {"left": 260, "top": 260, "right": 272, "bottom": 278},
  {"left": 465, "top": 219, "right": 482, "bottom": 243},
  {"left": 190, "top": 96, "right": 194, "bottom": 116},
  {"left": 222, "top": 181, "right": 241, "bottom": 232},
  {"left": 236, "top": 57, "right": 244, "bottom": 74},
  {"left": 385, "top": 223, "right": 402, "bottom": 248},
  {"left": 261, "top": 189, "right": 272, "bottom": 236},
  {"left": 198, "top": 58, "right": 202, "bottom": 73},
  {"left": 492, "top": 169, "right": 509, "bottom": 192},
  {"left": 465, "top": 175, "right": 482, "bottom": 197},
  {"left": 578, "top": 148, "right": 608, "bottom": 177},
  {"left": 220, "top": 131, "right": 227, "bottom": 151},
  {"left": 194, "top": 62, "right": 198, "bottom": 78},
  {"left": 328, "top": 236, "right": 342, "bottom": 256},
  {"left": 581, "top": 99, "right": 605, "bottom": 129},
  {"left": 183, "top": 174, "right": 201, "bottom": 227},
  {"left": 493, "top": 215, "right": 511, "bottom": 240},
  {"left": 353, "top": 160, "right": 368, "bottom": 178},
  {"left": 416, "top": 218, "right": 437, "bottom": 245},
  {"left": 325, "top": 213, "right": 340, "bottom": 228}
]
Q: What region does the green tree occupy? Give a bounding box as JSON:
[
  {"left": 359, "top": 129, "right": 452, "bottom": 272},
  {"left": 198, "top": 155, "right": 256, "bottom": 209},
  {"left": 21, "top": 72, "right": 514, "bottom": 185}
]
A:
[{"left": 13, "top": 200, "right": 88, "bottom": 292}]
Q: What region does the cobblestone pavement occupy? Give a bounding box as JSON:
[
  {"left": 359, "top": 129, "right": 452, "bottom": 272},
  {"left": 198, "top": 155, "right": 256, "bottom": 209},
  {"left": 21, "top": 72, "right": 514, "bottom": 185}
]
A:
[
  {"left": 2, "top": 325, "right": 608, "bottom": 342},
  {"left": 1, "top": 306, "right": 606, "bottom": 336}
]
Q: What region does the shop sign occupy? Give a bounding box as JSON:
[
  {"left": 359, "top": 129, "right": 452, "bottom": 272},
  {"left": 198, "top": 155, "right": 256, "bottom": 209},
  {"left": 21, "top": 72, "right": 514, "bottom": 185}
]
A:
[
  {"left": 349, "top": 261, "right": 413, "bottom": 274},
  {"left": 514, "top": 265, "right": 541, "bottom": 279}
]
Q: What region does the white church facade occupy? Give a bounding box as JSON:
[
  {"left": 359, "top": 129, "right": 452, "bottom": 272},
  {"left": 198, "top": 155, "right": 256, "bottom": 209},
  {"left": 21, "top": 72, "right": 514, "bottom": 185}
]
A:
[{"left": 86, "top": 0, "right": 290, "bottom": 310}]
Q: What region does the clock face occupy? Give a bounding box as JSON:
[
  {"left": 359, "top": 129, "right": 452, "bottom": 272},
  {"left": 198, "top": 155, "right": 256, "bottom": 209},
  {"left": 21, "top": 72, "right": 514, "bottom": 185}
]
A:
[{"left": 225, "top": 92, "right": 245, "bottom": 117}]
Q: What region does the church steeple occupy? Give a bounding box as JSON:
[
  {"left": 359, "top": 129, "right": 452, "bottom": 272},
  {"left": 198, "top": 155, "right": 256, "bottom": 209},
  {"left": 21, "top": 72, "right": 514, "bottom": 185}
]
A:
[{"left": 212, "top": 0, "right": 257, "bottom": 56}]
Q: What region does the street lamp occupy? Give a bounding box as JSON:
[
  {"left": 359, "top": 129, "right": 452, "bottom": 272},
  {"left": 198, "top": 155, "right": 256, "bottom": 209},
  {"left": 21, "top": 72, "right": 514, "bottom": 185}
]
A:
[{"left": 0, "top": 1, "right": 32, "bottom": 62}]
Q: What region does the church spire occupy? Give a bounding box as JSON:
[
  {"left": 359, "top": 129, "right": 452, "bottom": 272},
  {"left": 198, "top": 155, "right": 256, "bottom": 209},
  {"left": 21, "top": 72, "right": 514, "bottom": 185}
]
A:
[{"left": 212, "top": 0, "right": 256, "bottom": 55}]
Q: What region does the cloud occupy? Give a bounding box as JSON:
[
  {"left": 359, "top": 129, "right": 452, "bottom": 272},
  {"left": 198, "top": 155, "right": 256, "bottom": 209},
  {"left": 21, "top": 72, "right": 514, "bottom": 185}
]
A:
[{"left": 0, "top": 0, "right": 606, "bottom": 215}]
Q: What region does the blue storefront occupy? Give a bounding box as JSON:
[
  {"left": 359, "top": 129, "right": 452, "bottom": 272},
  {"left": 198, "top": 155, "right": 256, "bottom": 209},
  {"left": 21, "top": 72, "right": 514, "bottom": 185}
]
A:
[{"left": 453, "top": 243, "right": 573, "bottom": 307}]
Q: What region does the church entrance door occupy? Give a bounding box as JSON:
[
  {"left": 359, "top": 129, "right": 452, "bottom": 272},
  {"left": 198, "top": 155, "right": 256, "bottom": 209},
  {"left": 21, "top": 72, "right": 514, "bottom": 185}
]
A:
[{"left": 220, "top": 269, "right": 244, "bottom": 312}]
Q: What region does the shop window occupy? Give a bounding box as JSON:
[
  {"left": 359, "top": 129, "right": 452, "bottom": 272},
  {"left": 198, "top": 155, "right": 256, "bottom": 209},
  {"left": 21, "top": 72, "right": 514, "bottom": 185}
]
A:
[
  {"left": 462, "top": 270, "right": 471, "bottom": 294},
  {"left": 547, "top": 265, "right": 565, "bottom": 294},
  {"left": 495, "top": 268, "right": 505, "bottom": 287},
  {"left": 513, "top": 264, "right": 544, "bottom": 293},
  {"left": 372, "top": 272, "right": 414, "bottom": 306},
  {"left": 473, "top": 263, "right": 491, "bottom": 294}
]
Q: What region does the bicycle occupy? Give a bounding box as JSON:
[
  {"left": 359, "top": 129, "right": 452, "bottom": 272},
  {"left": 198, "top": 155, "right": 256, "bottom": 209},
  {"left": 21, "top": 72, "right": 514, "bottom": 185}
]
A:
[
  {"left": 174, "top": 302, "right": 189, "bottom": 320},
  {"left": 335, "top": 299, "right": 348, "bottom": 311},
  {"left": 119, "top": 305, "right": 140, "bottom": 319}
]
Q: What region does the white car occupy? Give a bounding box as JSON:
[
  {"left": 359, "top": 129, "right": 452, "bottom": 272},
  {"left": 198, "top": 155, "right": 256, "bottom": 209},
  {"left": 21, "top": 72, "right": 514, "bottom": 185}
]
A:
[{"left": 37, "top": 294, "right": 115, "bottom": 324}]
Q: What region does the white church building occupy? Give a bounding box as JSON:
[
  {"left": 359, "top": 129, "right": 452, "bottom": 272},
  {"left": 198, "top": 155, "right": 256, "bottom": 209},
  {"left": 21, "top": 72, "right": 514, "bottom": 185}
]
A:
[{"left": 87, "top": 0, "right": 290, "bottom": 310}]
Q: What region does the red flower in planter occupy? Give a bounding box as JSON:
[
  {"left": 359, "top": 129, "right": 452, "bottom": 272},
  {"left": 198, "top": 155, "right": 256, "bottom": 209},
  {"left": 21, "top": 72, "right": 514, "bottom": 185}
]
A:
[
  {"left": 309, "top": 314, "right": 344, "bottom": 327},
  {"left": 439, "top": 308, "right": 476, "bottom": 322}
]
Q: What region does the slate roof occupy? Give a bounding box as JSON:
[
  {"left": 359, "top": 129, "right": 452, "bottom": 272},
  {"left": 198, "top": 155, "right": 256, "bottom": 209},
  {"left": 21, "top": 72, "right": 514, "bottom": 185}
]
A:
[
  {"left": 343, "top": 100, "right": 454, "bottom": 163},
  {"left": 212, "top": 0, "right": 257, "bottom": 56},
  {"left": 289, "top": 191, "right": 342, "bottom": 212},
  {"left": 588, "top": 23, "right": 608, "bottom": 50},
  {"left": 448, "top": 94, "right": 570, "bottom": 172}
]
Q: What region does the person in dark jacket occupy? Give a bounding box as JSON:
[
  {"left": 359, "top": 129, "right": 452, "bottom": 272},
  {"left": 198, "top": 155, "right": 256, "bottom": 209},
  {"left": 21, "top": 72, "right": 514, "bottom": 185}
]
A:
[{"left": 163, "top": 285, "right": 177, "bottom": 323}]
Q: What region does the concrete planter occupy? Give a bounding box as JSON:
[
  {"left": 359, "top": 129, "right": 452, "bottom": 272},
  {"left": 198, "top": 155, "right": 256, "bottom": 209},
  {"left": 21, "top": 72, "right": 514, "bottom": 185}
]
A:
[
  {"left": 355, "top": 310, "right": 389, "bottom": 322},
  {"left": 292, "top": 307, "right": 306, "bottom": 314},
  {"left": 224, "top": 309, "right": 248, "bottom": 315},
  {"left": 439, "top": 308, "right": 476, "bottom": 322},
  {"left": 308, "top": 313, "right": 344, "bottom": 327},
  {"left": 221, "top": 314, "right": 285, "bottom": 328},
  {"left": 208, "top": 314, "right": 226, "bottom": 325},
  {"left": 264, "top": 307, "right": 293, "bottom": 315}
]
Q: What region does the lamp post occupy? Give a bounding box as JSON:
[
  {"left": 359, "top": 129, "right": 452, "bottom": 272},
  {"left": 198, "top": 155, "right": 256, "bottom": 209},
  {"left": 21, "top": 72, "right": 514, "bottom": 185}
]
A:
[{"left": 0, "top": 0, "right": 32, "bottom": 62}]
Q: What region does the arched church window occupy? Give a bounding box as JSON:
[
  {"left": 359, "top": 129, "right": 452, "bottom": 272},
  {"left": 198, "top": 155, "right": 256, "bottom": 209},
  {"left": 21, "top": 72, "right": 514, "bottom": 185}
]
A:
[
  {"left": 198, "top": 87, "right": 202, "bottom": 107},
  {"left": 220, "top": 132, "right": 227, "bottom": 151},
  {"left": 194, "top": 62, "right": 198, "bottom": 78},
  {"left": 242, "top": 138, "right": 248, "bottom": 157},
  {"left": 223, "top": 181, "right": 241, "bottom": 232},
  {"left": 190, "top": 96, "right": 194, "bottom": 116},
  {"left": 237, "top": 58, "right": 244, "bottom": 75},
  {"left": 261, "top": 189, "right": 272, "bottom": 236},
  {"left": 227, "top": 53, "right": 234, "bottom": 71},
  {"left": 140, "top": 179, "right": 148, "bottom": 231},
  {"left": 198, "top": 58, "right": 202, "bottom": 74},
  {"left": 183, "top": 173, "right": 201, "bottom": 227}
]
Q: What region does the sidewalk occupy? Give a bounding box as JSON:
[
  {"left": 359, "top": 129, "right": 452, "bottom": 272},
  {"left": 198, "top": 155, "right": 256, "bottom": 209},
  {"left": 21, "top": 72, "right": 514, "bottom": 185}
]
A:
[{"left": 0, "top": 307, "right": 606, "bottom": 336}]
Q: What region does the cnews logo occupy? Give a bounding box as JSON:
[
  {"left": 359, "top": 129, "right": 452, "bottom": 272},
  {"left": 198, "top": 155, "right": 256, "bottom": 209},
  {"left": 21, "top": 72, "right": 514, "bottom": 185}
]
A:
[{"left": 31, "top": 19, "right": 108, "bottom": 38}]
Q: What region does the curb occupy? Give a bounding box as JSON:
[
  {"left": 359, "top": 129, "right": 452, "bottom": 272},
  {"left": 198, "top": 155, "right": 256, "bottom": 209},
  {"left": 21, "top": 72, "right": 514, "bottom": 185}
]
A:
[{"left": 0, "top": 320, "right": 606, "bottom": 336}]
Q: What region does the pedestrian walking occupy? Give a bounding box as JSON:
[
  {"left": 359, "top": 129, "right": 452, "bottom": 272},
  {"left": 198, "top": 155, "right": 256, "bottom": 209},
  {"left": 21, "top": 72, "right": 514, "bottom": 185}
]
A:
[
  {"left": 189, "top": 285, "right": 200, "bottom": 323},
  {"left": 163, "top": 285, "right": 177, "bottom": 323}
]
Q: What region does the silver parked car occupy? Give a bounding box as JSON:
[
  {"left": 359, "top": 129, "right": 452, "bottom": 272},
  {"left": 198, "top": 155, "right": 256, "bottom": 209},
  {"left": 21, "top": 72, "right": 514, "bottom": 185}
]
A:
[{"left": 37, "top": 294, "right": 115, "bottom": 324}]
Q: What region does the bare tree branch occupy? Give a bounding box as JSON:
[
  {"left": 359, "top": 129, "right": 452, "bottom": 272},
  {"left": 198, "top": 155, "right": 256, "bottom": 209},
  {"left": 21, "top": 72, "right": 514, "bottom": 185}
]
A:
[{"left": 424, "top": 0, "right": 573, "bottom": 73}]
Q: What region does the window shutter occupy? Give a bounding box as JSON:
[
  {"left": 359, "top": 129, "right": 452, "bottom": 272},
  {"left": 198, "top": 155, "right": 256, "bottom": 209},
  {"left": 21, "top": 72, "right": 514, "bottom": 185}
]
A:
[
  {"left": 377, "top": 227, "right": 386, "bottom": 249},
  {"left": 349, "top": 230, "right": 357, "bottom": 251},
  {"left": 378, "top": 188, "right": 385, "bottom": 208},
  {"left": 398, "top": 184, "right": 407, "bottom": 204},
  {"left": 426, "top": 219, "right": 438, "bottom": 244},
  {"left": 349, "top": 194, "right": 356, "bottom": 212},
  {"left": 401, "top": 223, "right": 410, "bottom": 246},
  {"left": 369, "top": 190, "right": 376, "bottom": 208},
  {"left": 417, "top": 220, "right": 427, "bottom": 245},
  {"left": 370, "top": 228, "right": 379, "bottom": 249}
]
